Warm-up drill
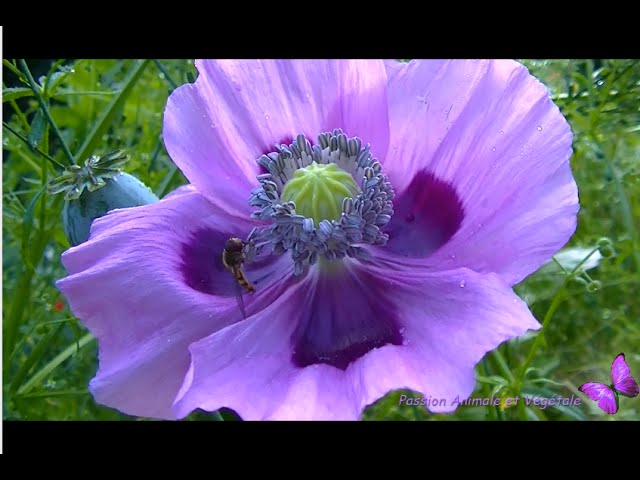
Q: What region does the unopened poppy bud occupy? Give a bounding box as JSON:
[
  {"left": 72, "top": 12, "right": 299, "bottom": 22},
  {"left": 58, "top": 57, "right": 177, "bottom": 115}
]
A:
[
  {"left": 63, "top": 172, "right": 158, "bottom": 246},
  {"left": 49, "top": 150, "right": 159, "bottom": 246},
  {"left": 596, "top": 237, "right": 615, "bottom": 258}
]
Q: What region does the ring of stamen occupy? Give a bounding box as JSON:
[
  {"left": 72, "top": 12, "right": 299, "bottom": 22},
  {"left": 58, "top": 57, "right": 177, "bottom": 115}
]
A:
[{"left": 244, "top": 129, "right": 395, "bottom": 275}]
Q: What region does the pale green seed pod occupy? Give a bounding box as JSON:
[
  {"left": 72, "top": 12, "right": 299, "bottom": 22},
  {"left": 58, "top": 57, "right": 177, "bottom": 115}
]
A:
[{"left": 62, "top": 172, "right": 158, "bottom": 246}]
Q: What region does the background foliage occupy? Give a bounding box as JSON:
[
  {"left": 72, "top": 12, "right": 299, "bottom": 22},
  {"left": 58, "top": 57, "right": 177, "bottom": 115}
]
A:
[{"left": 2, "top": 59, "right": 639, "bottom": 421}]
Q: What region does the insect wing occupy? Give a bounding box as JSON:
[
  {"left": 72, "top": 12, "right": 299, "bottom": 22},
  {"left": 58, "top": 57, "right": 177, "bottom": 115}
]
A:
[
  {"left": 579, "top": 382, "right": 618, "bottom": 415},
  {"left": 611, "top": 353, "right": 640, "bottom": 398},
  {"left": 232, "top": 270, "right": 247, "bottom": 319}
]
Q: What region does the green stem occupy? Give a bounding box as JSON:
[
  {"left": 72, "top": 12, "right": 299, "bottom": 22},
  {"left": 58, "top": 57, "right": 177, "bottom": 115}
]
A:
[
  {"left": 155, "top": 165, "right": 180, "bottom": 198},
  {"left": 9, "top": 99, "right": 31, "bottom": 129},
  {"left": 18, "top": 333, "right": 95, "bottom": 395},
  {"left": 18, "top": 59, "right": 76, "bottom": 166},
  {"left": 3, "top": 59, "right": 27, "bottom": 79},
  {"left": 602, "top": 141, "right": 640, "bottom": 272},
  {"left": 490, "top": 349, "right": 515, "bottom": 383},
  {"left": 3, "top": 195, "right": 63, "bottom": 370},
  {"left": 4, "top": 268, "right": 35, "bottom": 369},
  {"left": 15, "top": 390, "right": 89, "bottom": 399},
  {"left": 511, "top": 246, "right": 599, "bottom": 397},
  {"left": 513, "top": 282, "right": 568, "bottom": 393},
  {"left": 9, "top": 323, "right": 65, "bottom": 393},
  {"left": 2, "top": 122, "right": 65, "bottom": 170},
  {"left": 154, "top": 60, "right": 180, "bottom": 90},
  {"left": 74, "top": 59, "right": 149, "bottom": 163},
  {"left": 8, "top": 319, "right": 73, "bottom": 364},
  {"left": 480, "top": 360, "right": 498, "bottom": 420}
]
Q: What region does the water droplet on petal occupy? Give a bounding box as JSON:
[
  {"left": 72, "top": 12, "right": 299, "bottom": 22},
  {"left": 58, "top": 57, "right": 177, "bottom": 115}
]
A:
[
  {"left": 402, "top": 338, "right": 410, "bottom": 346},
  {"left": 459, "top": 280, "right": 466, "bottom": 288},
  {"left": 265, "top": 115, "right": 270, "bottom": 120},
  {"left": 449, "top": 253, "right": 456, "bottom": 260},
  {"left": 500, "top": 130, "right": 504, "bottom": 135},
  {"left": 492, "top": 147, "right": 496, "bottom": 152},
  {"left": 537, "top": 125, "right": 543, "bottom": 131},
  {"left": 399, "top": 326, "right": 406, "bottom": 334}
]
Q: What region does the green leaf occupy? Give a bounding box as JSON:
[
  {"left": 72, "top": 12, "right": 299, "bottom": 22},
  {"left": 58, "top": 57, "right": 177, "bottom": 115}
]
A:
[
  {"left": 551, "top": 403, "right": 588, "bottom": 421},
  {"left": 3, "top": 59, "right": 26, "bottom": 80},
  {"left": 17, "top": 333, "right": 95, "bottom": 395},
  {"left": 27, "top": 110, "right": 47, "bottom": 148},
  {"left": 45, "top": 65, "right": 78, "bottom": 97},
  {"left": 3, "top": 87, "right": 34, "bottom": 102},
  {"left": 9, "top": 323, "right": 64, "bottom": 393},
  {"left": 20, "top": 185, "right": 47, "bottom": 269},
  {"left": 15, "top": 390, "right": 89, "bottom": 400},
  {"left": 475, "top": 375, "right": 509, "bottom": 387},
  {"left": 74, "top": 60, "right": 149, "bottom": 163},
  {"left": 525, "top": 407, "right": 544, "bottom": 420},
  {"left": 154, "top": 164, "right": 180, "bottom": 198}
]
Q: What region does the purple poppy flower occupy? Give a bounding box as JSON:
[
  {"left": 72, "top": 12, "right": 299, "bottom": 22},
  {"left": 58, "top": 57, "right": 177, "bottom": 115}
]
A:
[{"left": 57, "top": 60, "right": 579, "bottom": 420}]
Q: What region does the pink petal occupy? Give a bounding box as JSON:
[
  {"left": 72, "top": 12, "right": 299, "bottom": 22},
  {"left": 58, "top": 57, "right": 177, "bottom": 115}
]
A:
[
  {"left": 383, "top": 60, "right": 578, "bottom": 285},
  {"left": 163, "top": 60, "right": 390, "bottom": 216},
  {"left": 57, "top": 187, "right": 291, "bottom": 419}
]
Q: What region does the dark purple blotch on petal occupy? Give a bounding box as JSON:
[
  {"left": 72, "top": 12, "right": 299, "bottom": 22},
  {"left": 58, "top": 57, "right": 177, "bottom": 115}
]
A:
[
  {"left": 181, "top": 228, "right": 280, "bottom": 298},
  {"left": 181, "top": 228, "right": 237, "bottom": 297},
  {"left": 386, "top": 170, "right": 464, "bottom": 258},
  {"left": 292, "top": 266, "right": 402, "bottom": 370}
]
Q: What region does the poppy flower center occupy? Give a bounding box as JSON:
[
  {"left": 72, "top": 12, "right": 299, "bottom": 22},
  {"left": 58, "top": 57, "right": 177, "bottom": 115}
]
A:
[
  {"left": 244, "top": 129, "right": 395, "bottom": 276},
  {"left": 281, "top": 163, "right": 359, "bottom": 223}
]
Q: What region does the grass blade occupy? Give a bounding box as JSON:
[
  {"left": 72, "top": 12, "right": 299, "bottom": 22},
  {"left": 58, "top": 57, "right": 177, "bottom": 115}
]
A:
[
  {"left": 74, "top": 60, "right": 149, "bottom": 163},
  {"left": 20, "top": 185, "right": 47, "bottom": 270},
  {"left": 9, "top": 323, "right": 65, "bottom": 393},
  {"left": 18, "top": 59, "right": 76, "bottom": 166},
  {"left": 3, "top": 87, "right": 33, "bottom": 102},
  {"left": 17, "top": 333, "right": 95, "bottom": 395}
]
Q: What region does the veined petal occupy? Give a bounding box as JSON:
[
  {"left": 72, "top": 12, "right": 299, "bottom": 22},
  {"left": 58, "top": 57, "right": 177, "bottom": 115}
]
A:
[
  {"left": 174, "top": 262, "right": 538, "bottom": 420},
  {"left": 384, "top": 59, "right": 408, "bottom": 82},
  {"left": 383, "top": 60, "right": 578, "bottom": 284},
  {"left": 344, "top": 266, "right": 540, "bottom": 414},
  {"left": 173, "top": 276, "right": 362, "bottom": 420},
  {"left": 57, "top": 187, "right": 291, "bottom": 419},
  {"left": 173, "top": 262, "right": 403, "bottom": 420},
  {"left": 163, "top": 60, "right": 390, "bottom": 216}
]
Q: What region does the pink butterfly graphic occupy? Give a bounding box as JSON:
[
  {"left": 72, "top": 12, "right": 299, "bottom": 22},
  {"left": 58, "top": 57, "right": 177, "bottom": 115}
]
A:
[{"left": 579, "top": 353, "right": 639, "bottom": 415}]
